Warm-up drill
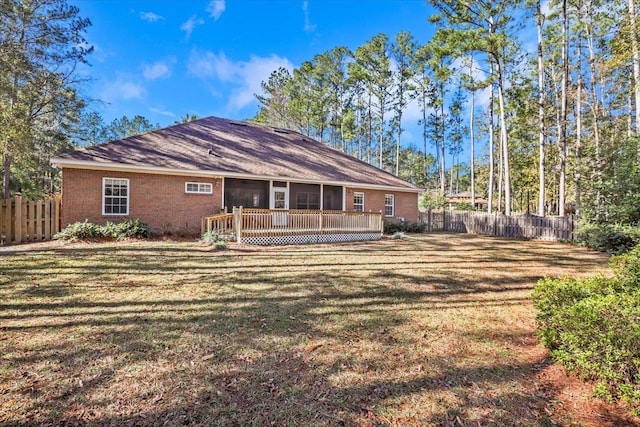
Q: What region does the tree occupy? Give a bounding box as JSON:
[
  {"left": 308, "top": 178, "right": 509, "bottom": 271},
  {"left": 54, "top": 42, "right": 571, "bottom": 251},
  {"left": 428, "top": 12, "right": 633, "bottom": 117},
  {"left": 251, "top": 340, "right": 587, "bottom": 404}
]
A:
[
  {"left": 175, "top": 113, "right": 199, "bottom": 124},
  {"left": 349, "top": 34, "right": 393, "bottom": 169},
  {"left": 105, "top": 115, "right": 160, "bottom": 140},
  {"left": 0, "top": 0, "right": 92, "bottom": 198},
  {"left": 390, "top": 31, "right": 418, "bottom": 175},
  {"left": 428, "top": 0, "right": 519, "bottom": 214}
]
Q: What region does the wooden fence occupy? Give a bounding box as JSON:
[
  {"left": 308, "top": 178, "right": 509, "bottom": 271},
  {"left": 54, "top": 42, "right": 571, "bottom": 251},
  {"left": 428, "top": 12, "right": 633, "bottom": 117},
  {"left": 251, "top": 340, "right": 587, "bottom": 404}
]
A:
[
  {"left": 419, "top": 209, "right": 574, "bottom": 241},
  {"left": 0, "top": 195, "right": 61, "bottom": 246}
]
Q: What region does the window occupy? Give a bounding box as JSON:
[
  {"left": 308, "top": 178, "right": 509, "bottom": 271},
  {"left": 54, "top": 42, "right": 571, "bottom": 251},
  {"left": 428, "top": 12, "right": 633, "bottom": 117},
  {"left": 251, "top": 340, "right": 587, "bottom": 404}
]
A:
[
  {"left": 103, "top": 178, "right": 129, "bottom": 215},
  {"left": 295, "top": 192, "right": 320, "bottom": 210},
  {"left": 385, "top": 194, "right": 394, "bottom": 217},
  {"left": 185, "top": 182, "right": 213, "bottom": 194},
  {"left": 353, "top": 192, "right": 364, "bottom": 212}
]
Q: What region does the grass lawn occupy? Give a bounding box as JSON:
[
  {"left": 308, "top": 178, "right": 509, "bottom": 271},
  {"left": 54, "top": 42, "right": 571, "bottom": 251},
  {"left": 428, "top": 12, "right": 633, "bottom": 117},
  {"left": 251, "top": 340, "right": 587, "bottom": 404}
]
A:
[{"left": 0, "top": 233, "right": 616, "bottom": 426}]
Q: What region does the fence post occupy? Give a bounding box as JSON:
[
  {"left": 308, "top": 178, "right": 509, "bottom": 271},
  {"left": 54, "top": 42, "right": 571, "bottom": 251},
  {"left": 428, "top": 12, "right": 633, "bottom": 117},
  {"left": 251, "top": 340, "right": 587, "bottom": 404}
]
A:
[
  {"left": 54, "top": 194, "right": 61, "bottom": 234},
  {"left": 14, "top": 196, "right": 23, "bottom": 244}
]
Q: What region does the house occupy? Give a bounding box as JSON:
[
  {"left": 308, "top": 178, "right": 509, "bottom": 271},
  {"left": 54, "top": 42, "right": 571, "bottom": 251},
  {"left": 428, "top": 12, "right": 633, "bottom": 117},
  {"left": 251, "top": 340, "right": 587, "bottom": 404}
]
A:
[
  {"left": 446, "top": 191, "right": 488, "bottom": 211},
  {"left": 51, "top": 116, "right": 419, "bottom": 237}
]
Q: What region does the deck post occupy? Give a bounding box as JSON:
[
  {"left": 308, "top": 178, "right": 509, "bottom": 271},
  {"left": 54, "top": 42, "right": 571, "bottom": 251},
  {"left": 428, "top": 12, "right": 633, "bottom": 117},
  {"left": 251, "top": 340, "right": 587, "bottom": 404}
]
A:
[
  {"left": 379, "top": 211, "right": 384, "bottom": 235},
  {"left": 235, "top": 206, "right": 243, "bottom": 243}
]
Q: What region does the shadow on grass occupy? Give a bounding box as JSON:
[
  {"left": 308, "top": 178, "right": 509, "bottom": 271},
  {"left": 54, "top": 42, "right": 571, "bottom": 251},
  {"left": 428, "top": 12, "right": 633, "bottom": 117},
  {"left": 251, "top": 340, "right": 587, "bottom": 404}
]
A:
[{"left": 0, "top": 234, "right": 614, "bottom": 426}]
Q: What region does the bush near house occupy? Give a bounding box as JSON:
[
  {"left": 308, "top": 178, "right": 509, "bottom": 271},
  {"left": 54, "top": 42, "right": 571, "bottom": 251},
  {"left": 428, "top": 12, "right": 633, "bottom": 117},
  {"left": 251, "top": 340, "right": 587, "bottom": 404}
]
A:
[
  {"left": 574, "top": 222, "right": 640, "bottom": 254},
  {"left": 532, "top": 246, "right": 640, "bottom": 414},
  {"left": 54, "top": 219, "right": 150, "bottom": 241},
  {"left": 383, "top": 220, "right": 427, "bottom": 234}
]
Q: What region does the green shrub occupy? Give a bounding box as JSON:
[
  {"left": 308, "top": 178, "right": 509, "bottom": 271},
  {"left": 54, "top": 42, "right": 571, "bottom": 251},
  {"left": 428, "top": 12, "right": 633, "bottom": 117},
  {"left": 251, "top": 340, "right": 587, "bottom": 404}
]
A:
[
  {"left": 384, "top": 221, "right": 427, "bottom": 234},
  {"left": 201, "top": 230, "right": 220, "bottom": 245},
  {"left": 54, "top": 219, "right": 104, "bottom": 241},
  {"left": 113, "top": 218, "right": 150, "bottom": 238},
  {"left": 575, "top": 222, "right": 640, "bottom": 254},
  {"left": 102, "top": 218, "right": 150, "bottom": 239},
  {"left": 201, "top": 230, "right": 228, "bottom": 250},
  {"left": 533, "top": 247, "right": 640, "bottom": 413},
  {"left": 213, "top": 240, "right": 228, "bottom": 250},
  {"left": 55, "top": 219, "right": 150, "bottom": 241}
]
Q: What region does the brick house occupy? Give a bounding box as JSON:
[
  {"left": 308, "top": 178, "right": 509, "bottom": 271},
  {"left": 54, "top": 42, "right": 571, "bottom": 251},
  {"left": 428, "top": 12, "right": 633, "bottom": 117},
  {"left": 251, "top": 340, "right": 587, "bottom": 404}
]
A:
[{"left": 51, "top": 116, "right": 419, "bottom": 235}]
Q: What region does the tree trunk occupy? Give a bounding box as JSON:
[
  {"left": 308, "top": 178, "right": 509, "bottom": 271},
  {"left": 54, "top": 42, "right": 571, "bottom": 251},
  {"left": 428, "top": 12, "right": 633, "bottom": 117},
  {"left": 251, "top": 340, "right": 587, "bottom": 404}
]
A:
[
  {"left": 496, "top": 60, "right": 511, "bottom": 215},
  {"left": 558, "top": 0, "right": 568, "bottom": 217},
  {"left": 488, "top": 60, "right": 495, "bottom": 214},
  {"left": 469, "top": 56, "right": 476, "bottom": 210},
  {"left": 396, "top": 110, "right": 402, "bottom": 176},
  {"left": 3, "top": 153, "right": 10, "bottom": 199},
  {"left": 537, "top": 0, "right": 546, "bottom": 216},
  {"left": 587, "top": 14, "right": 603, "bottom": 221},
  {"left": 440, "top": 81, "right": 446, "bottom": 195},
  {"left": 575, "top": 40, "right": 583, "bottom": 219},
  {"left": 629, "top": 0, "right": 640, "bottom": 158}
]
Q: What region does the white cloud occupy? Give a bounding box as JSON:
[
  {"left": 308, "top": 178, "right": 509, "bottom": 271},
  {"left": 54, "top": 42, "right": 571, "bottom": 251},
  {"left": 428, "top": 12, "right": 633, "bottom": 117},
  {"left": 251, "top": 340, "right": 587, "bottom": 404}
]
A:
[
  {"left": 142, "top": 57, "right": 177, "bottom": 80},
  {"left": 187, "top": 49, "right": 294, "bottom": 111},
  {"left": 302, "top": 0, "right": 316, "bottom": 33},
  {"left": 150, "top": 107, "right": 176, "bottom": 117},
  {"left": 206, "top": 0, "right": 225, "bottom": 20},
  {"left": 180, "top": 15, "right": 204, "bottom": 39},
  {"left": 541, "top": 0, "right": 552, "bottom": 17},
  {"left": 140, "top": 11, "right": 164, "bottom": 22},
  {"left": 101, "top": 73, "right": 145, "bottom": 102}
]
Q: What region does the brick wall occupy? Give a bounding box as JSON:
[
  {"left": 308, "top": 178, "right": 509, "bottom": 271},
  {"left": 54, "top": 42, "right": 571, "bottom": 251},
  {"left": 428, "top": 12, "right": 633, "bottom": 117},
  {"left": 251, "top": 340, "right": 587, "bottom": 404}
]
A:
[
  {"left": 61, "top": 169, "right": 223, "bottom": 235},
  {"left": 346, "top": 188, "right": 418, "bottom": 222}
]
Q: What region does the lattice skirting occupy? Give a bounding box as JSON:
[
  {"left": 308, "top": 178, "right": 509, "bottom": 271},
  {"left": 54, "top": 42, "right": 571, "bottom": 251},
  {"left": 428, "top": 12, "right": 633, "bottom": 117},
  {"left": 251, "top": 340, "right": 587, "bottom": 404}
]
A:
[{"left": 240, "top": 233, "right": 382, "bottom": 246}]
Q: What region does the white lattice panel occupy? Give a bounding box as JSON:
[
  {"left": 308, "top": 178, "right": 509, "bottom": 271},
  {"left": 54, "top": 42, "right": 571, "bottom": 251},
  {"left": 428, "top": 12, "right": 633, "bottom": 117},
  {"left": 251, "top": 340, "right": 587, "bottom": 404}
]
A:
[{"left": 240, "top": 233, "right": 381, "bottom": 246}]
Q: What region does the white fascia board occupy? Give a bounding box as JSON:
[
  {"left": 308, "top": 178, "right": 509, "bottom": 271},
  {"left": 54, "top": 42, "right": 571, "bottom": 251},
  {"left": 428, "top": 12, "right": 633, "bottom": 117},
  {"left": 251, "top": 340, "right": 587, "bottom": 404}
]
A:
[{"left": 51, "top": 158, "right": 420, "bottom": 193}]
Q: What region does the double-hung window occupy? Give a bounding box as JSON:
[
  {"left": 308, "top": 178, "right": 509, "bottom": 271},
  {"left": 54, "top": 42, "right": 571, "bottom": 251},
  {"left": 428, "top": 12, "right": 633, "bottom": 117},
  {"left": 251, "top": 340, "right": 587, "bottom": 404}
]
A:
[
  {"left": 384, "top": 194, "right": 394, "bottom": 217},
  {"left": 353, "top": 192, "right": 364, "bottom": 212},
  {"left": 103, "top": 178, "right": 129, "bottom": 215}
]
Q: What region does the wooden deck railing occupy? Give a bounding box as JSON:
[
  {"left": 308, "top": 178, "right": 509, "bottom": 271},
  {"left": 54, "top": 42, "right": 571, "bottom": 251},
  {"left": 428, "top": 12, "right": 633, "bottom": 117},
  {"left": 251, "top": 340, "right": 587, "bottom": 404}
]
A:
[
  {"left": 202, "top": 207, "right": 383, "bottom": 244},
  {"left": 201, "top": 213, "right": 235, "bottom": 236}
]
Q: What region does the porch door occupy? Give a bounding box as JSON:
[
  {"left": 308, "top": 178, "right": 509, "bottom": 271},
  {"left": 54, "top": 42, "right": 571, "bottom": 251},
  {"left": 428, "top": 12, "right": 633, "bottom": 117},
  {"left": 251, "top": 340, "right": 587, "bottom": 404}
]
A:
[{"left": 270, "top": 187, "right": 289, "bottom": 226}]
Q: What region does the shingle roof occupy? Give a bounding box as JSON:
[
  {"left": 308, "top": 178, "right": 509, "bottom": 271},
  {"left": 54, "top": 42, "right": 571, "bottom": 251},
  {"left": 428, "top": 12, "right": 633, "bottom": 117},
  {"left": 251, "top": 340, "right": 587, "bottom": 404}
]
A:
[{"left": 52, "top": 116, "right": 417, "bottom": 190}]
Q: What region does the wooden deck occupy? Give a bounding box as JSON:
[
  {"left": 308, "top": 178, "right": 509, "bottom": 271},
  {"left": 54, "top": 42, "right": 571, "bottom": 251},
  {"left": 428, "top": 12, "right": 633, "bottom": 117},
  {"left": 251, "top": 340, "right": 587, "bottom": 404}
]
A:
[{"left": 202, "top": 208, "right": 383, "bottom": 245}]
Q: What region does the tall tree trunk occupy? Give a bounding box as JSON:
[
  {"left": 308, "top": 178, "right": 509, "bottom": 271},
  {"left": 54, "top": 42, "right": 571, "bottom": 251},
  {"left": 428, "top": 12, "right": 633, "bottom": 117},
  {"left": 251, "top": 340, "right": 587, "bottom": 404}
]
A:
[
  {"left": 2, "top": 153, "right": 10, "bottom": 199},
  {"left": 575, "top": 40, "right": 583, "bottom": 219},
  {"left": 379, "top": 98, "right": 385, "bottom": 169},
  {"left": 438, "top": 81, "right": 446, "bottom": 195},
  {"left": 558, "top": 0, "right": 568, "bottom": 217},
  {"left": 396, "top": 110, "right": 402, "bottom": 176},
  {"left": 422, "top": 88, "right": 428, "bottom": 184},
  {"left": 468, "top": 56, "right": 476, "bottom": 210},
  {"left": 537, "top": 0, "right": 546, "bottom": 216},
  {"left": 488, "top": 60, "right": 495, "bottom": 214},
  {"left": 629, "top": 0, "right": 640, "bottom": 159},
  {"left": 587, "top": 13, "right": 603, "bottom": 221},
  {"left": 496, "top": 60, "right": 511, "bottom": 215}
]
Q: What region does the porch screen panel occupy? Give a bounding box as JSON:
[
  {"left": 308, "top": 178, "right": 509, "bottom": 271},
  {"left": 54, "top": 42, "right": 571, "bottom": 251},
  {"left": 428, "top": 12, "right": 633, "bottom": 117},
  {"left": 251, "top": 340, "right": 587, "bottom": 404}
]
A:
[
  {"left": 290, "top": 183, "right": 320, "bottom": 210},
  {"left": 323, "top": 185, "right": 343, "bottom": 210},
  {"left": 224, "top": 178, "right": 269, "bottom": 209}
]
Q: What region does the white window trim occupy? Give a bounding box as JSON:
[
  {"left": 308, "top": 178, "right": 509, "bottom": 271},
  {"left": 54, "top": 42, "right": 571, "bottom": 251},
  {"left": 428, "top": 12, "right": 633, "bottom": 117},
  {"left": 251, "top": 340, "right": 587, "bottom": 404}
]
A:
[
  {"left": 185, "top": 181, "right": 213, "bottom": 194},
  {"left": 353, "top": 192, "right": 364, "bottom": 212},
  {"left": 385, "top": 194, "right": 395, "bottom": 217},
  {"left": 102, "top": 177, "right": 130, "bottom": 216}
]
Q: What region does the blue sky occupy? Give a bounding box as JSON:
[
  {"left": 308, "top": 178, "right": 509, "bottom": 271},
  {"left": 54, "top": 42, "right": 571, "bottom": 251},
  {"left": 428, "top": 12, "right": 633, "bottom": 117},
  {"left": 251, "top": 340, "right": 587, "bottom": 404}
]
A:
[{"left": 76, "top": 0, "right": 437, "bottom": 142}]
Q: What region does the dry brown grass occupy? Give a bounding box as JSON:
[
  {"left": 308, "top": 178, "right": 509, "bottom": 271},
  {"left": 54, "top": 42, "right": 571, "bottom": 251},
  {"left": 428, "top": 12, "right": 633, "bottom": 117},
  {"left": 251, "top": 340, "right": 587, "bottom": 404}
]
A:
[{"left": 0, "top": 233, "right": 613, "bottom": 426}]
